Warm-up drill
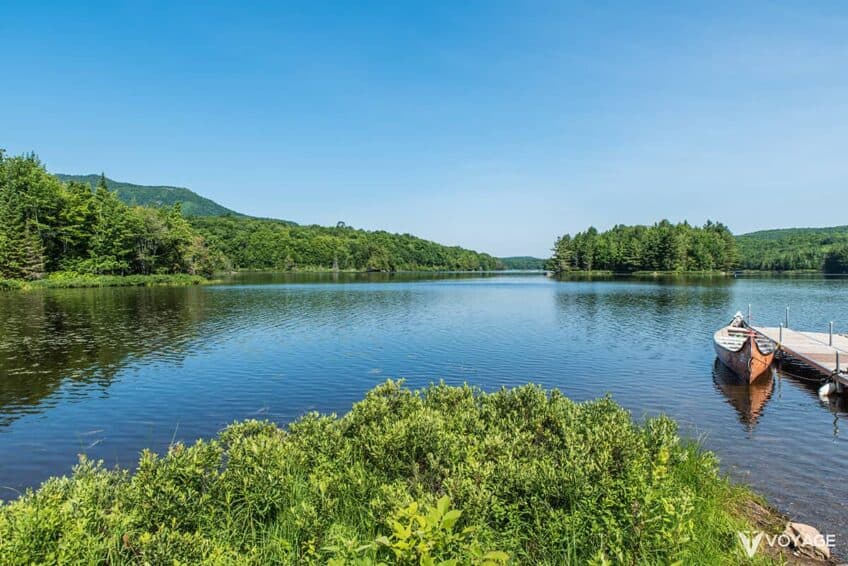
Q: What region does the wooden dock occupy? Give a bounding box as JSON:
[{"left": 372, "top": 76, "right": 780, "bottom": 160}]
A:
[{"left": 751, "top": 326, "right": 848, "bottom": 386}]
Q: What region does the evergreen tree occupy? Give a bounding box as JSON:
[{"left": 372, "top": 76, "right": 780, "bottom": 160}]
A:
[
  {"left": 549, "top": 220, "right": 740, "bottom": 274},
  {"left": 88, "top": 186, "right": 138, "bottom": 274}
]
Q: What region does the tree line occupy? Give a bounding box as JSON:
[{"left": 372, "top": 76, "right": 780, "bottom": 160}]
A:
[
  {"left": 823, "top": 246, "right": 848, "bottom": 273},
  {"left": 189, "top": 216, "right": 501, "bottom": 272},
  {"left": 498, "top": 256, "right": 547, "bottom": 270},
  {"left": 0, "top": 152, "right": 222, "bottom": 280},
  {"left": 735, "top": 226, "right": 848, "bottom": 273},
  {"left": 549, "top": 220, "right": 739, "bottom": 273},
  {"left": 0, "top": 151, "right": 500, "bottom": 281}
]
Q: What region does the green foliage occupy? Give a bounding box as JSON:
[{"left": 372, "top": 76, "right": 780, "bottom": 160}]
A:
[
  {"left": 0, "top": 381, "right": 776, "bottom": 564},
  {"left": 498, "top": 256, "right": 546, "bottom": 270},
  {"left": 55, "top": 173, "right": 244, "bottom": 217},
  {"left": 824, "top": 244, "right": 848, "bottom": 274},
  {"left": 190, "top": 216, "right": 502, "bottom": 272},
  {"left": 3, "top": 156, "right": 500, "bottom": 279},
  {"left": 0, "top": 273, "right": 205, "bottom": 291},
  {"left": 367, "top": 496, "right": 508, "bottom": 566},
  {"left": 553, "top": 221, "right": 848, "bottom": 273},
  {"left": 0, "top": 153, "right": 226, "bottom": 281},
  {"left": 0, "top": 150, "right": 61, "bottom": 279},
  {"left": 550, "top": 220, "right": 739, "bottom": 274},
  {"left": 0, "top": 278, "right": 25, "bottom": 290},
  {"left": 737, "top": 226, "right": 848, "bottom": 271}
]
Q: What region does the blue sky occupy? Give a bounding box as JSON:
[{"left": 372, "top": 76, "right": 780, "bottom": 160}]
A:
[{"left": 2, "top": 1, "right": 847, "bottom": 256}]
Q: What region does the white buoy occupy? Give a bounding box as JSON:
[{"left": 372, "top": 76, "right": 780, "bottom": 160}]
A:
[{"left": 818, "top": 382, "right": 838, "bottom": 397}]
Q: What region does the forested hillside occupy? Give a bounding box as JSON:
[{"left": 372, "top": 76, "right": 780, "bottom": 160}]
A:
[
  {"left": 0, "top": 152, "right": 501, "bottom": 281},
  {"left": 0, "top": 152, "right": 222, "bottom": 280},
  {"left": 191, "top": 216, "right": 501, "bottom": 271},
  {"left": 499, "top": 256, "right": 546, "bottom": 270},
  {"left": 56, "top": 174, "right": 242, "bottom": 217},
  {"left": 23, "top": 153, "right": 848, "bottom": 278},
  {"left": 550, "top": 220, "right": 738, "bottom": 273},
  {"left": 736, "top": 226, "right": 848, "bottom": 272}
]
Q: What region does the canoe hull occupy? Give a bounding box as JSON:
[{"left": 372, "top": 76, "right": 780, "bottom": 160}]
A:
[{"left": 714, "top": 333, "right": 774, "bottom": 384}]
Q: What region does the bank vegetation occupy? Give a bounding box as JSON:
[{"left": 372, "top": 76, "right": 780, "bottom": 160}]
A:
[{"left": 0, "top": 381, "right": 782, "bottom": 564}]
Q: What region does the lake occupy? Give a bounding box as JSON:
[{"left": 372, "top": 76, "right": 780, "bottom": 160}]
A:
[{"left": 1, "top": 272, "right": 846, "bottom": 554}]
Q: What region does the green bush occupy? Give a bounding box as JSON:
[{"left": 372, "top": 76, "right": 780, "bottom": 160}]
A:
[
  {"left": 0, "top": 278, "right": 25, "bottom": 290},
  {"left": 0, "top": 272, "right": 207, "bottom": 290},
  {"left": 0, "top": 381, "right": 776, "bottom": 564}
]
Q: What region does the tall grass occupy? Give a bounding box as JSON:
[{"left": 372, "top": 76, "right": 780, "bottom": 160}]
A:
[
  {"left": 0, "top": 272, "right": 206, "bottom": 290},
  {"left": 0, "top": 381, "right": 779, "bottom": 564}
]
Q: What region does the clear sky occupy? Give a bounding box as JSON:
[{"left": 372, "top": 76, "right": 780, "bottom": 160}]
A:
[{"left": 2, "top": 1, "right": 846, "bottom": 257}]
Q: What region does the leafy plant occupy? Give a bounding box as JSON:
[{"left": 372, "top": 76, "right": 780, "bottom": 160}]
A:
[{"left": 0, "top": 381, "right": 779, "bottom": 564}]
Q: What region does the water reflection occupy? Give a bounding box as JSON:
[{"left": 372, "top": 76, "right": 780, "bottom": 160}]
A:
[
  {"left": 0, "top": 288, "right": 206, "bottom": 427},
  {"left": 554, "top": 272, "right": 736, "bottom": 287},
  {"left": 0, "top": 275, "right": 464, "bottom": 428},
  {"left": 712, "top": 360, "right": 774, "bottom": 431},
  {"left": 772, "top": 360, "right": 848, "bottom": 437},
  {"left": 222, "top": 270, "right": 508, "bottom": 286}
]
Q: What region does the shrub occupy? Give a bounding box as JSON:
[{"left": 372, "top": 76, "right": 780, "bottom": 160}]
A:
[
  {"left": 0, "top": 381, "right": 776, "bottom": 564},
  {"left": 0, "top": 278, "right": 25, "bottom": 290},
  {"left": 0, "top": 272, "right": 207, "bottom": 290}
]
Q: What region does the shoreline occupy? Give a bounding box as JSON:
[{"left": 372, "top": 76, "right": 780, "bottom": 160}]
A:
[
  {"left": 0, "top": 273, "right": 209, "bottom": 291},
  {"left": 5, "top": 269, "right": 843, "bottom": 291},
  {"left": 553, "top": 269, "right": 846, "bottom": 277}
]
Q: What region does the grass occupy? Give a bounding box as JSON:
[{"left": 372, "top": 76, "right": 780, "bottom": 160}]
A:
[
  {"left": 0, "top": 272, "right": 208, "bottom": 290},
  {"left": 0, "top": 381, "right": 783, "bottom": 564}
]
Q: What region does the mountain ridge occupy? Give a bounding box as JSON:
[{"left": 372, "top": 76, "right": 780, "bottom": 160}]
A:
[
  {"left": 53, "top": 172, "right": 500, "bottom": 270},
  {"left": 55, "top": 173, "right": 245, "bottom": 218}
]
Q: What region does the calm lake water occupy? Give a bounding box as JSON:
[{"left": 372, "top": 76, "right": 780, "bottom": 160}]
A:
[{"left": 1, "top": 273, "right": 847, "bottom": 553}]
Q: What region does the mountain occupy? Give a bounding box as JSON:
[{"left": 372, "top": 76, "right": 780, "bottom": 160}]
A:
[
  {"left": 56, "top": 174, "right": 241, "bottom": 217},
  {"left": 736, "top": 225, "right": 848, "bottom": 271},
  {"left": 499, "top": 256, "right": 547, "bottom": 270},
  {"left": 53, "top": 171, "right": 499, "bottom": 271}
]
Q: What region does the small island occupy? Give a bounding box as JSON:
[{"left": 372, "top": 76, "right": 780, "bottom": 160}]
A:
[{"left": 550, "top": 221, "right": 848, "bottom": 276}]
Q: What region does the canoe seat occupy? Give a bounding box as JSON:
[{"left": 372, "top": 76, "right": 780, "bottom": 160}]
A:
[{"left": 717, "top": 337, "right": 745, "bottom": 348}]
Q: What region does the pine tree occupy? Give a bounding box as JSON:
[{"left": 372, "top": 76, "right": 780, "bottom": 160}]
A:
[{"left": 18, "top": 228, "right": 46, "bottom": 280}]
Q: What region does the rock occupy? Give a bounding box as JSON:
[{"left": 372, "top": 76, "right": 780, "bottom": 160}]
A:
[{"left": 783, "top": 522, "right": 832, "bottom": 561}]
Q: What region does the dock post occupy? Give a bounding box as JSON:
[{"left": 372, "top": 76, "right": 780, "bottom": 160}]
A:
[
  {"left": 779, "top": 323, "right": 783, "bottom": 346},
  {"left": 837, "top": 352, "right": 843, "bottom": 393},
  {"left": 830, "top": 322, "right": 834, "bottom": 346},
  {"left": 785, "top": 306, "right": 789, "bottom": 328}
]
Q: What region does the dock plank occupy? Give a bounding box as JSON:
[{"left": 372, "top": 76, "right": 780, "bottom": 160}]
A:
[{"left": 752, "top": 326, "right": 848, "bottom": 384}]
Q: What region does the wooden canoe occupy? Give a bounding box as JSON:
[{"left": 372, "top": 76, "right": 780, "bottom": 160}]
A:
[{"left": 713, "top": 314, "right": 775, "bottom": 383}]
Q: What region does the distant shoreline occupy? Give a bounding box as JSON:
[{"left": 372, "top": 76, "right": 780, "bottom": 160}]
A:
[
  {"left": 553, "top": 269, "right": 844, "bottom": 277},
  {"left": 4, "top": 268, "right": 844, "bottom": 291}
]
